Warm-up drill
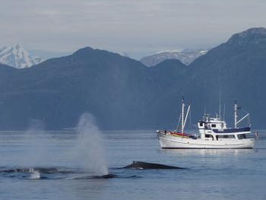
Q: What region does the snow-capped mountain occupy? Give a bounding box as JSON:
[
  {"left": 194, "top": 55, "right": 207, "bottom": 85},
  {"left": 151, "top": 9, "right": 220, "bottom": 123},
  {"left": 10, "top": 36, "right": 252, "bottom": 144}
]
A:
[
  {"left": 140, "top": 49, "right": 208, "bottom": 66},
  {"left": 0, "top": 44, "right": 43, "bottom": 69}
]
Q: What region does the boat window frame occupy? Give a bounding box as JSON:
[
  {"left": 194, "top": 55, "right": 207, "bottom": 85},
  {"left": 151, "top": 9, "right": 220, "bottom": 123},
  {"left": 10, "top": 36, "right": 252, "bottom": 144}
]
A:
[
  {"left": 237, "top": 134, "right": 247, "bottom": 139},
  {"left": 211, "top": 124, "right": 216, "bottom": 128},
  {"left": 205, "top": 134, "right": 214, "bottom": 140},
  {"left": 216, "top": 134, "right": 235, "bottom": 140}
]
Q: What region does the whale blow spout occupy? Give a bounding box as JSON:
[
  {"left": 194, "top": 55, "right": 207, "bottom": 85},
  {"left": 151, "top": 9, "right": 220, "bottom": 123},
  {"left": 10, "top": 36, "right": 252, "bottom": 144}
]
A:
[{"left": 73, "top": 113, "right": 109, "bottom": 176}]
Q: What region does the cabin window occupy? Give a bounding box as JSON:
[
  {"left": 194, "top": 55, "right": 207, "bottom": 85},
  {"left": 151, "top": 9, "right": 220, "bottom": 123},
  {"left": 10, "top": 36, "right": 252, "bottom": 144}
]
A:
[
  {"left": 199, "top": 122, "right": 203, "bottom": 126},
  {"left": 238, "top": 134, "right": 247, "bottom": 139},
  {"left": 216, "top": 135, "right": 235, "bottom": 140},
  {"left": 205, "top": 124, "right": 210, "bottom": 129},
  {"left": 211, "top": 124, "right": 216, "bottom": 128},
  {"left": 205, "top": 134, "right": 214, "bottom": 140}
]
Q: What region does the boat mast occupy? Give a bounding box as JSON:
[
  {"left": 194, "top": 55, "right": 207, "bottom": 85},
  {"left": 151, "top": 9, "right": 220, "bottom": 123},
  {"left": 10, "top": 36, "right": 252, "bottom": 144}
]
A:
[
  {"left": 219, "top": 91, "right": 222, "bottom": 119},
  {"left": 180, "top": 97, "right": 190, "bottom": 133},
  {"left": 234, "top": 101, "right": 250, "bottom": 128},
  {"left": 181, "top": 97, "right": 185, "bottom": 133},
  {"left": 183, "top": 105, "right": 191, "bottom": 131},
  {"left": 234, "top": 101, "right": 238, "bottom": 128}
]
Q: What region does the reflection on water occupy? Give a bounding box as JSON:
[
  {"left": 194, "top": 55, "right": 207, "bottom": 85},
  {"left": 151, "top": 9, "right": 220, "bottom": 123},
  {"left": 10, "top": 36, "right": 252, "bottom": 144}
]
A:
[{"left": 163, "top": 148, "right": 255, "bottom": 156}]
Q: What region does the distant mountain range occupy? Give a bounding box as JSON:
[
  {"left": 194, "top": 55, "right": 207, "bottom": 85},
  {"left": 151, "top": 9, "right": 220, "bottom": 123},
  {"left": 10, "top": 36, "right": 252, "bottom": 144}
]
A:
[
  {"left": 0, "top": 44, "right": 43, "bottom": 69},
  {"left": 0, "top": 27, "right": 266, "bottom": 130},
  {"left": 140, "top": 49, "right": 208, "bottom": 66}
]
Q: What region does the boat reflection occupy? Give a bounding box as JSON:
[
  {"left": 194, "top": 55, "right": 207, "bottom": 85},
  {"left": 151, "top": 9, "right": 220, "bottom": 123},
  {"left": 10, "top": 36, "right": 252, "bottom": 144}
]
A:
[{"left": 161, "top": 148, "right": 255, "bottom": 156}]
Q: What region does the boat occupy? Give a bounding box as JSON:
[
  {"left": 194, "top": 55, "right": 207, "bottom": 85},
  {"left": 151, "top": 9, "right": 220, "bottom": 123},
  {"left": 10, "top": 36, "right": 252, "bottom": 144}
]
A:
[{"left": 156, "top": 98, "right": 255, "bottom": 149}]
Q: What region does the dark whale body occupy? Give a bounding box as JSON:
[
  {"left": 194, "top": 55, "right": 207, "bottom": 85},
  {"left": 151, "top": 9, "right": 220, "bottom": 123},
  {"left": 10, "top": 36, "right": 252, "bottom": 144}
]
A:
[
  {"left": 0, "top": 167, "right": 74, "bottom": 174},
  {"left": 123, "top": 161, "right": 186, "bottom": 169},
  {"left": 92, "top": 174, "right": 117, "bottom": 179}
]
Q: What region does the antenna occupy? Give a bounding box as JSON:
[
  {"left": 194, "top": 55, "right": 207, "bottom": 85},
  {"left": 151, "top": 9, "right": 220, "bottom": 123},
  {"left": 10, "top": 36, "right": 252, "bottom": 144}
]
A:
[
  {"left": 223, "top": 103, "right": 226, "bottom": 121},
  {"left": 203, "top": 105, "right": 206, "bottom": 119},
  {"left": 219, "top": 91, "right": 222, "bottom": 119}
]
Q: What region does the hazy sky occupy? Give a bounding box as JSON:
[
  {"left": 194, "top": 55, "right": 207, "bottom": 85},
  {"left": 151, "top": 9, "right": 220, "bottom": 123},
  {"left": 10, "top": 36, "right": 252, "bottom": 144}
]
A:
[{"left": 1, "top": 0, "right": 266, "bottom": 58}]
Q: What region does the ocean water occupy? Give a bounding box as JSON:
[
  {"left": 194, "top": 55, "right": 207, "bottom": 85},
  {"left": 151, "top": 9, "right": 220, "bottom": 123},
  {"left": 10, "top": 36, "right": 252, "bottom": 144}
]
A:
[{"left": 0, "top": 130, "right": 265, "bottom": 200}]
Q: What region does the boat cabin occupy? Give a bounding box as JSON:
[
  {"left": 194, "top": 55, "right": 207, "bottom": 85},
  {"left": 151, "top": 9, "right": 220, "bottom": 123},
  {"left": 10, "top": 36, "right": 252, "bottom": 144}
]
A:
[
  {"left": 197, "top": 115, "right": 250, "bottom": 141},
  {"left": 198, "top": 115, "right": 227, "bottom": 130}
]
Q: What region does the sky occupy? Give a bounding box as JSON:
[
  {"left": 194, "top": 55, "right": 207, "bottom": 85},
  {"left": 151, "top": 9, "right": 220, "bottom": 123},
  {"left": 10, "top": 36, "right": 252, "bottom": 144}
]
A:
[{"left": 1, "top": 0, "right": 266, "bottom": 59}]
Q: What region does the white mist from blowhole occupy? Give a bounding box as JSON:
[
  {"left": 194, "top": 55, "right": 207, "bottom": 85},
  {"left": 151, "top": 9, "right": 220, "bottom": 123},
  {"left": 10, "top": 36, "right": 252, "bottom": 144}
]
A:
[{"left": 71, "top": 113, "right": 109, "bottom": 176}]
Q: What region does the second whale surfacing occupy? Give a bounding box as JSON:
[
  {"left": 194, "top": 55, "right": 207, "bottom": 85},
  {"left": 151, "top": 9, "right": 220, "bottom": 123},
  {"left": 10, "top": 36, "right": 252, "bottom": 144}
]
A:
[
  {"left": 94, "top": 161, "right": 186, "bottom": 178},
  {"left": 122, "top": 161, "right": 186, "bottom": 170}
]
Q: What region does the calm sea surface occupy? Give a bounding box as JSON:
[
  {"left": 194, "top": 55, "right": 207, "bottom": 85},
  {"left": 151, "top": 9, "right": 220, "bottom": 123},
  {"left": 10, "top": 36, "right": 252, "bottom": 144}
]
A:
[{"left": 0, "top": 130, "right": 265, "bottom": 200}]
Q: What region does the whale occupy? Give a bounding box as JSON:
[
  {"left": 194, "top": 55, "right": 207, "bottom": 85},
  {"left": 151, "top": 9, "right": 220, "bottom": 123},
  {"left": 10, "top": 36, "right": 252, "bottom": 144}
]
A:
[
  {"left": 0, "top": 161, "right": 186, "bottom": 180},
  {"left": 92, "top": 173, "right": 117, "bottom": 179},
  {"left": 122, "top": 161, "right": 186, "bottom": 170},
  {"left": 0, "top": 167, "right": 73, "bottom": 174}
]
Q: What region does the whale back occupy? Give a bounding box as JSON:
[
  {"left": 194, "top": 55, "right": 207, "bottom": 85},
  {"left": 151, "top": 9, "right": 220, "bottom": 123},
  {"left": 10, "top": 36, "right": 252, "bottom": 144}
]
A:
[{"left": 123, "top": 161, "right": 185, "bottom": 169}]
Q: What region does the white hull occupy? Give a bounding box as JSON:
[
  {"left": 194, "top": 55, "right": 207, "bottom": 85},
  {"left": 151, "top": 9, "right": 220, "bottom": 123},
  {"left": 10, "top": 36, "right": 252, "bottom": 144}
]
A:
[{"left": 158, "top": 134, "right": 255, "bottom": 149}]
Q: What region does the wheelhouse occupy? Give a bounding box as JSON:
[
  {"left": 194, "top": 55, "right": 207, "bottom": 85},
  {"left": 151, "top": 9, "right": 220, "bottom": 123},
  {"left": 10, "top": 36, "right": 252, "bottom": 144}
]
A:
[{"left": 197, "top": 114, "right": 250, "bottom": 141}]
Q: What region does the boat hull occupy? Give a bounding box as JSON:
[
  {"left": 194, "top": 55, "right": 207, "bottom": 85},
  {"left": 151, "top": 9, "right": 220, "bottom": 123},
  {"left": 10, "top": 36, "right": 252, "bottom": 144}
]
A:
[{"left": 158, "top": 134, "right": 255, "bottom": 149}]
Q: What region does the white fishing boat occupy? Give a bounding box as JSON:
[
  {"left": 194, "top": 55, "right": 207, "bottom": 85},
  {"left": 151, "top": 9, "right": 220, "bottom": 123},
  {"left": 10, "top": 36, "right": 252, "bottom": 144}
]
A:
[{"left": 156, "top": 98, "right": 255, "bottom": 149}]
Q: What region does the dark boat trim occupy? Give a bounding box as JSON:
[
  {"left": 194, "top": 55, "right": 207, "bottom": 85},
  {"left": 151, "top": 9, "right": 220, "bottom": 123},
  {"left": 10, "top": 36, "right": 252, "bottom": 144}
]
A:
[{"left": 213, "top": 127, "right": 250, "bottom": 133}]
